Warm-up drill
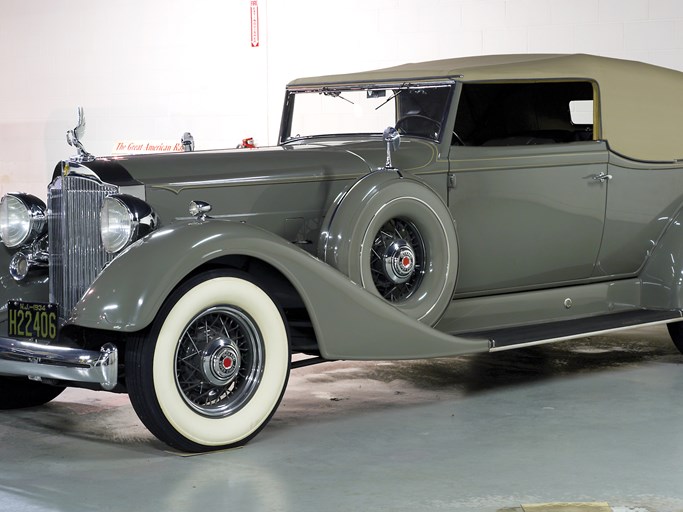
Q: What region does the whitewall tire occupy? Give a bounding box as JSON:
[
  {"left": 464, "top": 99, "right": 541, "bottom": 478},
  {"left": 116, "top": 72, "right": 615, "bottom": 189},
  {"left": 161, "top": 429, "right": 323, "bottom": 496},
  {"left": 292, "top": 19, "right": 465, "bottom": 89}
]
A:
[{"left": 126, "top": 270, "right": 290, "bottom": 452}]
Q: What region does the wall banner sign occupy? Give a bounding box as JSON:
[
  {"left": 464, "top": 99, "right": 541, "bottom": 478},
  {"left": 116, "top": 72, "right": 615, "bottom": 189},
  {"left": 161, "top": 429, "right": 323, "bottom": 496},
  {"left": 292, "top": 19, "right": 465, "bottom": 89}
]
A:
[
  {"left": 112, "top": 141, "right": 184, "bottom": 154},
  {"left": 250, "top": 0, "right": 259, "bottom": 47}
]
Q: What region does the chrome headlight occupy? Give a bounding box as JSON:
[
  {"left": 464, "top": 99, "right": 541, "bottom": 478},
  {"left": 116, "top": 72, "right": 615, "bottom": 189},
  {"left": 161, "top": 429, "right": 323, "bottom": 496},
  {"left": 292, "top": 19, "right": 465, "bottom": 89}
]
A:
[
  {"left": 0, "top": 193, "right": 47, "bottom": 248},
  {"left": 100, "top": 194, "right": 158, "bottom": 254}
]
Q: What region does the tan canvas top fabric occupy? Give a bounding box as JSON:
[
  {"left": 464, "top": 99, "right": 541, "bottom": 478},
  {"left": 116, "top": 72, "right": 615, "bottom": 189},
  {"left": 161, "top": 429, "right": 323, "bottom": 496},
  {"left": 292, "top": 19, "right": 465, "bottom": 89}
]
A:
[{"left": 289, "top": 54, "right": 683, "bottom": 162}]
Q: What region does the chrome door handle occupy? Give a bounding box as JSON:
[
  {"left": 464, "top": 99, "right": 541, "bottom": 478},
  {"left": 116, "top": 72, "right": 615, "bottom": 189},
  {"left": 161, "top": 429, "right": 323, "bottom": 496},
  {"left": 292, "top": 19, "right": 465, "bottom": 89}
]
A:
[{"left": 592, "top": 172, "right": 613, "bottom": 182}]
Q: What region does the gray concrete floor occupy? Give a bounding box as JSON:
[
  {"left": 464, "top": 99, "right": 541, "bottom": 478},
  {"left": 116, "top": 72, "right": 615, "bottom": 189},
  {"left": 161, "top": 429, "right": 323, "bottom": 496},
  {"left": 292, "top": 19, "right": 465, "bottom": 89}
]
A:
[{"left": 1, "top": 325, "right": 683, "bottom": 512}]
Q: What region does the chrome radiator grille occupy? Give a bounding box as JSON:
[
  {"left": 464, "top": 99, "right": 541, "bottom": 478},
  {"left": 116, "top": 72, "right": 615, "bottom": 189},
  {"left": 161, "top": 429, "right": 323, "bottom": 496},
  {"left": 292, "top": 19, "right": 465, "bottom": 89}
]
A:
[{"left": 48, "top": 174, "right": 118, "bottom": 319}]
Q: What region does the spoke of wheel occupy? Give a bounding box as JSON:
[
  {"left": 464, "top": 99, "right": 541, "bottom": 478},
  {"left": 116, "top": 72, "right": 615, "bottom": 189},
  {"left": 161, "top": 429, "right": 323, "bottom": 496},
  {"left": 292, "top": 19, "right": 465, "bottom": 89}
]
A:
[
  {"left": 184, "top": 331, "right": 202, "bottom": 357},
  {"left": 227, "top": 325, "right": 241, "bottom": 339},
  {"left": 393, "top": 223, "right": 404, "bottom": 239},
  {"left": 178, "top": 358, "right": 203, "bottom": 375},
  {"left": 196, "top": 386, "right": 226, "bottom": 403},
  {"left": 179, "top": 355, "right": 201, "bottom": 372},
  {"left": 218, "top": 316, "right": 230, "bottom": 337},
  {"left": 379, "top": 229, "right": 394, "bottom": 240},
  {"left": 178, "top": 351, "right": 202, "bottom": 374},
  {"left": 382, "top": 285, "right": 398, "bottom": 299},
  {"left": 178, "top": 380, "right": 204, "bottom": 393}
]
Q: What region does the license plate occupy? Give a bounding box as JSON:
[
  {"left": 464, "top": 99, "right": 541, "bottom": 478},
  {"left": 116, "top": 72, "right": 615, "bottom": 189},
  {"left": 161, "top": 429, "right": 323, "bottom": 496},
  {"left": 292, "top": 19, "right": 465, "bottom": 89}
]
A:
[{"left": 7, "top": 301, "right": 59, "bottom": 340}]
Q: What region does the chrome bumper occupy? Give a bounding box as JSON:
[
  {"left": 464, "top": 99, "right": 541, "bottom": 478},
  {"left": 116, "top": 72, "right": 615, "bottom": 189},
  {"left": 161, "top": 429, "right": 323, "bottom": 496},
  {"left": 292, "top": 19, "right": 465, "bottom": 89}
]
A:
[{"left": 0, "top": 337, "right": 118, "bottom": 390}]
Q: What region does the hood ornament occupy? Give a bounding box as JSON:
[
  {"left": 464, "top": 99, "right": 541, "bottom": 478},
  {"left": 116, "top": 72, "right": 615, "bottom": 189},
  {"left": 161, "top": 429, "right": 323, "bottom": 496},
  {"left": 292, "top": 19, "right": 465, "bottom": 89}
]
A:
[{"left": 66, "top": 106, "right": 94, "bottom": 162}]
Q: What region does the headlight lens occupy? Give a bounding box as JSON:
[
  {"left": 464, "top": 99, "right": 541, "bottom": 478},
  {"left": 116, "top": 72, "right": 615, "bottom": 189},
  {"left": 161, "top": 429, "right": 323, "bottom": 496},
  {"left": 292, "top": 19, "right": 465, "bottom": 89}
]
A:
[
  {"left": 101, "top": 197, "right": 134, "bottom": 253},
  {"left": 100, "top": 194, "right": 158, "bottom": 254},
  {"left": 0, "top": 193, "right": 47, "bottom": 248}
]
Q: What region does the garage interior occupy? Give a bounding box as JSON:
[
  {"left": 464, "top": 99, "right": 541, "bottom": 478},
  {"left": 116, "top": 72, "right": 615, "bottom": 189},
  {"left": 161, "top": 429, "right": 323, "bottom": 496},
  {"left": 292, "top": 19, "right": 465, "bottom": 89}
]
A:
[{"left": 2, "top": 1, "right": 683, "bottom": 511}]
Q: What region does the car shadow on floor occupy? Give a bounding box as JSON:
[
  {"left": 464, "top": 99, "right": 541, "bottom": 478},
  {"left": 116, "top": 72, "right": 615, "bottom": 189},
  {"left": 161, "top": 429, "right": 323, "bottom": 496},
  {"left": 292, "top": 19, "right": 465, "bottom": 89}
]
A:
[
  {"left": 1, "top": 327, "right": 680, "bottom": 454},
  {"left": 270, "top": 326, "right": 683, "bottom": 431}
]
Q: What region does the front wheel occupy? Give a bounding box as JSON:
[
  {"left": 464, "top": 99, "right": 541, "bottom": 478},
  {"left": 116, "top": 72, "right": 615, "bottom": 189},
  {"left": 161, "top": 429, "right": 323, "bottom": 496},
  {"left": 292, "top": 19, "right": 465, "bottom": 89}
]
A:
[
  {"left": 126, "top": 270, "right": 290, "bottom": 452},
  {"left": 0, "top": 377, "right": 64, "bottom": 409}
]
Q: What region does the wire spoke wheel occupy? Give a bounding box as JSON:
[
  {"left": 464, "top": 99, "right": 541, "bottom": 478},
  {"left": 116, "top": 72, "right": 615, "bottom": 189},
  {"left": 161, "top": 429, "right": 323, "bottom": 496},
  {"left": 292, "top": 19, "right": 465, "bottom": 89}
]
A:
[
  {"left": 126, "top": 271, "right": 290, "bottom": 452},
  {"left": 175, "top": 306, "right": 264, "bottom": 418},
  {"left": 370, "top": 218, "right": 425, "bottom": 303}
]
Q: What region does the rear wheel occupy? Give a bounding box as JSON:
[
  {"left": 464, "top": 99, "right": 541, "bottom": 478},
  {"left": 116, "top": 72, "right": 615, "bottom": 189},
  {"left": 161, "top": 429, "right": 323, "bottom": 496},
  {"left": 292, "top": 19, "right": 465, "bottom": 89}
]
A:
[
  {"left": 126, "top": 270, "right": 290, "bottom": 452},
  {"left": 0, "top": 377, "right": 64, "bottom": 409},
  {"left": 667, "top": 321, "right": 683, "bottom": 354}
]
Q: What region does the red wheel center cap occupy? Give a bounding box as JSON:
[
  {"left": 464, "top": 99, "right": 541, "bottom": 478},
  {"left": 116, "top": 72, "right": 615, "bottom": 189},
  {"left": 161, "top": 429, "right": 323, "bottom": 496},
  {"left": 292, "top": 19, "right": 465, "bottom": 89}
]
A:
[
  {"left": 402, "top": 256, "right": 412, "bottom": 268},
  {"left": 222, "top": 357, "right": 233, "bottom": 369}
]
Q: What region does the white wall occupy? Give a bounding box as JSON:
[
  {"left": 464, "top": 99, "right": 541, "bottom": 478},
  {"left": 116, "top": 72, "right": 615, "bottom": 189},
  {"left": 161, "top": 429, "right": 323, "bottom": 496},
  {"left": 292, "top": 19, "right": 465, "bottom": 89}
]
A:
[{"left": 2, "top": 0, "right": 683, "bottom": 199}]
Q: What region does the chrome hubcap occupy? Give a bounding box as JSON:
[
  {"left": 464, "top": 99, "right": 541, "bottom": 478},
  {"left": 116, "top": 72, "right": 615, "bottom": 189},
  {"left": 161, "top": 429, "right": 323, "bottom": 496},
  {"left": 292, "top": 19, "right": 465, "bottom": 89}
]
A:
[
  {"left": 383, "top": 240, "right": 416, "bottom": 284},
  {"left": 201, "top": 338, "right": 242, "bottom": 387}
]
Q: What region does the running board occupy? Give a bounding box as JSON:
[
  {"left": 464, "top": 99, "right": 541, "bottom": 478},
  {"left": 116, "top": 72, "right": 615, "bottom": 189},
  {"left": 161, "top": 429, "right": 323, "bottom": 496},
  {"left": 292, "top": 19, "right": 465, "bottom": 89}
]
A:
[{"left": 457, "top": 309, "right": 683, "bottom": 352}]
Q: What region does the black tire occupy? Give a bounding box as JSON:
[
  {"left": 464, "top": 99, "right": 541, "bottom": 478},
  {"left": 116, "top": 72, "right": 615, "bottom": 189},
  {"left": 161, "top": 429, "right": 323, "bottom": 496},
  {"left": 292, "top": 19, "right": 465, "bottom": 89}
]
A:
[
  {"left": 0, "top": 377, "right": 65, "bottom": 409},
  {"left": 667, "top": 322, "right": 683, "bottom": 354},
  {"left": 126, "top": 270, "right": 290, "bottom": 452}
]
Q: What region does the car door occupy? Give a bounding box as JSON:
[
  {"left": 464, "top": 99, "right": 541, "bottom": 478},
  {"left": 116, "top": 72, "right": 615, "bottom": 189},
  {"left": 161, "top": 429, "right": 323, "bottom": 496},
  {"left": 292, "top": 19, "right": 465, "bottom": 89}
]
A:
[
  {"left": 448, "top": 143, "right": 608, "bottom": 294},
  {"left": 446, "top": 81, "right": 608, "bottom": 294}
]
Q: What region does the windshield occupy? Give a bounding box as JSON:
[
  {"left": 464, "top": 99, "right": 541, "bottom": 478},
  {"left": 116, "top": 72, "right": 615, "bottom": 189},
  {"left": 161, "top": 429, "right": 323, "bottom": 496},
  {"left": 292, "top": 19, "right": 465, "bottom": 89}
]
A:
[{"left": 282, "top": 83, "right": 453, "bottom": 143}]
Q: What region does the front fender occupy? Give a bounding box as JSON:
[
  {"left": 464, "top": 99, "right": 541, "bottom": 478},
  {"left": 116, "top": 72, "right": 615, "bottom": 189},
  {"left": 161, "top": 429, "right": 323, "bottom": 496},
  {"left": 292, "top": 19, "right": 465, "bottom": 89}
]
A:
[{"left": 70, "top": 220, "right": 488, "bottom": 360}]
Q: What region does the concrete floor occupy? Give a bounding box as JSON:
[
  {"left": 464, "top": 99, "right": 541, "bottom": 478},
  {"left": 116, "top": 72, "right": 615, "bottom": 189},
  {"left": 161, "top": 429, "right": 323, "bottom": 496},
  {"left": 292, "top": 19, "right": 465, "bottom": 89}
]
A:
[{"left": 1, "top": 326, "right": 683, "bottom": 512}]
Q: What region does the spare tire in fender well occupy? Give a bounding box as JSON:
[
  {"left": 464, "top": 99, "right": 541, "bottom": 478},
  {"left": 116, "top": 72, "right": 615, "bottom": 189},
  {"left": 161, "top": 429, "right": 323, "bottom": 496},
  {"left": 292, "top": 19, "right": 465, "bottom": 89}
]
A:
[{"left": 318, "top": 170, "right": 459, "bottom": 326}]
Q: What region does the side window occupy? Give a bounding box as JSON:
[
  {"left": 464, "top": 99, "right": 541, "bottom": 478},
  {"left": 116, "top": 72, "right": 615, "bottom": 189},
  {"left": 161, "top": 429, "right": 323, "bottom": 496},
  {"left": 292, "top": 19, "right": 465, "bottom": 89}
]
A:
[
  {"left": 453, "top": 81, "right": 595, "bottom": 146},
  {"left": 394, "top": 86, "right": 453, "bottom": 140}
]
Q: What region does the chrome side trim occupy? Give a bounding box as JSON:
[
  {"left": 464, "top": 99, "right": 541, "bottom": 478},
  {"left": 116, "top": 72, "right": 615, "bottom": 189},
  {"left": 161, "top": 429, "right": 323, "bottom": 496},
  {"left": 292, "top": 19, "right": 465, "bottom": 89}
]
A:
[{"left": 0, "top": 338, "right": 118, "bottom": 390}]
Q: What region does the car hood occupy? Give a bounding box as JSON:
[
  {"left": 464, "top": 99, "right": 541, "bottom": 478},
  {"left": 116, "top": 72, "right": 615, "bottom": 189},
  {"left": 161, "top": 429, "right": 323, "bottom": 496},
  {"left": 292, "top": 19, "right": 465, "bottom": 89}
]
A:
[{"left": 73, "top": 138, "right": 438, "bottom": 189}]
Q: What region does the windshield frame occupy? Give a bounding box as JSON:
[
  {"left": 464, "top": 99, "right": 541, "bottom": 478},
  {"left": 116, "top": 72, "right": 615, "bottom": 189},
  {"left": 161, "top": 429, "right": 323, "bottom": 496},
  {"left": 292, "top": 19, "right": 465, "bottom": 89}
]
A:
[{"left": 279, "top": 80, "right": 456, "bottom": 145}]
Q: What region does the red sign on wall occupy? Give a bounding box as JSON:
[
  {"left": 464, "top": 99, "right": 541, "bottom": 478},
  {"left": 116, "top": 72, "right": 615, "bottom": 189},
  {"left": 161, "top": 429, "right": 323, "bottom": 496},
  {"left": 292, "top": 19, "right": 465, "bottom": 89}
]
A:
[{"left": 250, "top": 1, "right": 259, "bottom": 47}]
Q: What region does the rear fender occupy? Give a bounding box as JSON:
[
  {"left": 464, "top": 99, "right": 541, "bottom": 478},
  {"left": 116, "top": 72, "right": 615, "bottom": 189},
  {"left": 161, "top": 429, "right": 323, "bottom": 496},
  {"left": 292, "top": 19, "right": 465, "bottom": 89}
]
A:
[
  {"left": 642, "top": 209, "right": 683, "bottom": 310},
  {"left": 70, "top": 220, "right": 487, "bottom": 360}
]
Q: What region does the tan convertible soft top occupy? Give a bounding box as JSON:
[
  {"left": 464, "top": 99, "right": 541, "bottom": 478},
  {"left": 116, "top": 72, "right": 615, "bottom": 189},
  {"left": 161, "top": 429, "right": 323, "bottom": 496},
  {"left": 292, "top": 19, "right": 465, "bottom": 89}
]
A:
[{"left": 289, "top": 54, "right": 683, "bottom": 162}]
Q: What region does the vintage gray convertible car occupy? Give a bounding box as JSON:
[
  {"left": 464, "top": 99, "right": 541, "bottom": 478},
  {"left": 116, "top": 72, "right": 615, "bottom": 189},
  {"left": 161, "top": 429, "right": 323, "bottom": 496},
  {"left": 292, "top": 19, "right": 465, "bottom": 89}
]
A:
[{"left": 2, "top": 54, "right": 683, "bottom": 452}]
